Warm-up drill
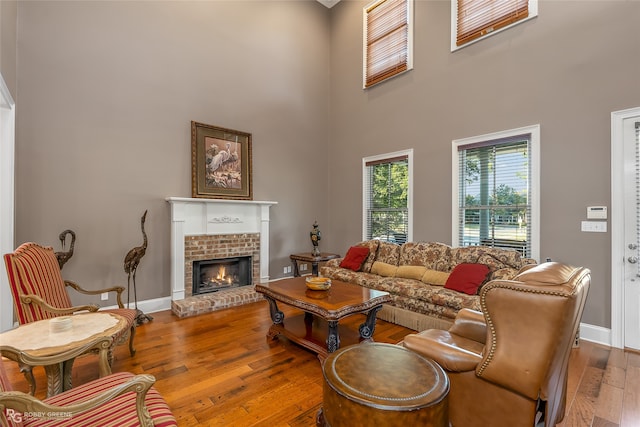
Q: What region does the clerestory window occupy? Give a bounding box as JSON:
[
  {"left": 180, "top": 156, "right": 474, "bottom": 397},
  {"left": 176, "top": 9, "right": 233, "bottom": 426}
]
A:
[
  {"left": 363, "top": 0, "right": 413, "bottom": 88},
  {"left": 452, "top": 0, "right": 538, "bottom": 51}
]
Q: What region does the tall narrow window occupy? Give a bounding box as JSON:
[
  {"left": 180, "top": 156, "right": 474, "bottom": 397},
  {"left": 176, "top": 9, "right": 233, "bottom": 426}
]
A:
[
  {"left": 363, "top": 0, "right": 413, "bottom": 88},
  {"left": 452, "top": 126, "right": 539, "bottom": 260},
  {"left": 363, "top": 150, "right": 413, "bottom": 242},
  {"left": 452, "top": 0, "right": 538, "bottom": 50}
]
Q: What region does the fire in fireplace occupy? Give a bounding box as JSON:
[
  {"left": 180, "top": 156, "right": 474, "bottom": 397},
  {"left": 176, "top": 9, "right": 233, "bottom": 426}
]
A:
[{"left": 192, "top": 256, "right": 252, "bottom": 295}]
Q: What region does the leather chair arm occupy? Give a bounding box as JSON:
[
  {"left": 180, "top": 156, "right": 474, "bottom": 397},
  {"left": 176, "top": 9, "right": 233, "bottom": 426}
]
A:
[
  {"left": 448, "top": 308, "right": 487, "bottom": 344},
  {"left": 403, "top": 330, "right": 483, "bottom": 372}
]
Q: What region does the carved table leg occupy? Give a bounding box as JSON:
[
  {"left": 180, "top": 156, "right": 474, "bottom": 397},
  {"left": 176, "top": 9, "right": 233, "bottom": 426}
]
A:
[
  {"left": 326, "top": 320, "right": 340, "bottom": 353},
  {"left": 62, "top": 358, "right": 75, "bottom": 392},
  {"left": 44, "top": 363, "right": 64, "bottom": 397},
  {"left": 264, "top": 296, "right": 284, "bottom": 340},
  {"left": 359, "top": 305, "right": 383, "bottom": 340},
  {"left": 265, "top": 296, "right": 284, "bottom": 325},
  {"left": 18, "top": 363, "right": 36, "bottom": 396},
  {"left": 304, "top": 312, "right": 313, "bottom": 336},
  {"left": 97, "top": 341, "right": 113, "bottom": 378}
]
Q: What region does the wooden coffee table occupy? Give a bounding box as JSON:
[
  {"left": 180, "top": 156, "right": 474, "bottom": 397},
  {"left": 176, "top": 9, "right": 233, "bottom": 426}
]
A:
[{"left": 255, "top": 277, "right": 391, "bottom": 359}]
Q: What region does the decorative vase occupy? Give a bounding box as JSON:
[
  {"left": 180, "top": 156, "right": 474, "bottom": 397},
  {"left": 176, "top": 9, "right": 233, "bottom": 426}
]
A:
[{"left": 310, "top": 221, "right": 321, "bottom": 256}]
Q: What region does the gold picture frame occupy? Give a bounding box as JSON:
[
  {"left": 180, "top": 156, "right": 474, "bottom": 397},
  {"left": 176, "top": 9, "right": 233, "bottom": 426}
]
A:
[{"left": 191, "top": 121, "right": 253, "bottom": 200}]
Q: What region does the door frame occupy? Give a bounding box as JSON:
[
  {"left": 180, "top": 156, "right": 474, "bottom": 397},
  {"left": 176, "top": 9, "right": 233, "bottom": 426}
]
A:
[
  {"left": 0, "top": 73, "right": 15, "bottom": 333},
  {"left": 611, "top": 106, "right": 640, "bottom": 349}
]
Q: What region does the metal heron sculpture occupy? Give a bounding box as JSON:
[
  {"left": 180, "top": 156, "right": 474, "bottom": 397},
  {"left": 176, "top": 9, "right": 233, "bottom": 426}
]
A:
[
  {"left": 55, "top": 229, "right": 76, "bottom": 270},
  {"left": 123, "top": 210, "right": 152, "bottom": 324}
]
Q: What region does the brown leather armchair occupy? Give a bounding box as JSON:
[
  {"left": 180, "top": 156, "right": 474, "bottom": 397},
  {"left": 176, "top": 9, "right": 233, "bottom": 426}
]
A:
[{"left": 403, "top": 262, "right": 590, "bottom": 427}]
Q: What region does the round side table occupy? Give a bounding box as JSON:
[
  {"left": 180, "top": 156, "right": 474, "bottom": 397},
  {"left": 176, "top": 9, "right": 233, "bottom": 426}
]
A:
[{"left": 317, "top": 342, "right": 449, "bottom": 427}]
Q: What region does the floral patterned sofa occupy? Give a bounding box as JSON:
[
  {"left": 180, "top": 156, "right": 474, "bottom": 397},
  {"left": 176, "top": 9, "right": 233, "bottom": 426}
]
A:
[{"left": 320, "top": 240, "right": 537, "bottom": 331}]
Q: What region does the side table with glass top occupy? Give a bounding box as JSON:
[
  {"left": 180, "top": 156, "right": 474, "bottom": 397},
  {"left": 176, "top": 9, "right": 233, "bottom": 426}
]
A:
[{"left": 0, "top": 312, "right": 127, "bottom": 397}]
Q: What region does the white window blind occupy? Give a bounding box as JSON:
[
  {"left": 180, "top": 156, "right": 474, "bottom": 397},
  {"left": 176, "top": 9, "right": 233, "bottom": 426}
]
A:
[
  {"left": 453, "top": 0, "right": 537, "bottom": 50},
  {"left": 457, "top": 135, "right": 532, "bottom": 257},
  {"left": 634, "top": 121, "right": 640, "bottom": 275},
  {"left": 364, "top": 154, "right": 409, "bottom": 243},
  {"left": 363, "top": 0, "right": 412, "bottom": 88}
]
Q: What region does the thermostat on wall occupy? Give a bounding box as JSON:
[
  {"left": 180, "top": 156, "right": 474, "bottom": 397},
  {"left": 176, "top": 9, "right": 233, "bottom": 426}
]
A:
[{"left": 587, "top": 206, "right": 607, "bottom": 220}]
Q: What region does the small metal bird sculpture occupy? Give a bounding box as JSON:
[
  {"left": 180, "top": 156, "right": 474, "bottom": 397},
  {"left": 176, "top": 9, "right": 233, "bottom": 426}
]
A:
[
  {"left": 123, "top": 210, "right": 152, "bottom": 324},
  {"left": 55, "top": 229, "right": 76, "bottom": 270}
]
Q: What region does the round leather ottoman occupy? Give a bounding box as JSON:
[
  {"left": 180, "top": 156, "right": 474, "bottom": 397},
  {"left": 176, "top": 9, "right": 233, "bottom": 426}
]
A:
[{"left": 317, "top": 342, "right": 449, "bottom": 427}]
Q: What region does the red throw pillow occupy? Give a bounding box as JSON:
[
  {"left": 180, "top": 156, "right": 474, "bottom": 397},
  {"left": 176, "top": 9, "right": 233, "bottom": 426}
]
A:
[
  {"left": 339, "top": 246, "right": 370, "bottom": 271},
  {"left": 444, "top": 263, "right": 490, "bottom": 295}
]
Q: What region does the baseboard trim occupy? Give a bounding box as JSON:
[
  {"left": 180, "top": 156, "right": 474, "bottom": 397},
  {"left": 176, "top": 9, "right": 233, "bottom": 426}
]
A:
[
  {"left": 579, "top": 322, "right": 611, "bottom": 347},
  {"left": 100, "top": 296, "right": 172, "bottom": 314}
]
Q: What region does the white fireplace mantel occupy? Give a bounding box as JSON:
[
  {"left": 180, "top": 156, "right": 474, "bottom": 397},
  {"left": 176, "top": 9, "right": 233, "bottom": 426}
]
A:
[{"left": 166, "top": 197, "right": 277, "bottom": 301}]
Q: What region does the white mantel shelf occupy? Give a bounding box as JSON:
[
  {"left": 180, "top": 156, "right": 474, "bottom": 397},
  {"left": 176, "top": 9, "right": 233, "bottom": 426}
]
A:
[
  {"left": 166, "top": 197, "right": 278, "bottom": 206},
  {"left": 166, "top": 197, "right": 277, "bottom": 302}
]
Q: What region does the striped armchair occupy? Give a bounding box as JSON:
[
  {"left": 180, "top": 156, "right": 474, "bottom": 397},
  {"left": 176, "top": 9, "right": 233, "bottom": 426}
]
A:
[
  {"left": 0, "top": 346, "right": 176, "bottom": 427},
  {"left": 3, "top": 243, "right": 137, "bottom": 358}
]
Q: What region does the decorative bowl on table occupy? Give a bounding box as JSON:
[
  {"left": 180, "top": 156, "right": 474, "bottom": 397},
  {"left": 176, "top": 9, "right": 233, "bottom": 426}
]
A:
[
  {"left": 305, "top": 276, "right": 332, "bottom": 291},
  {"left": 50, "top": 316, "right": 73, "bottom": 333}
]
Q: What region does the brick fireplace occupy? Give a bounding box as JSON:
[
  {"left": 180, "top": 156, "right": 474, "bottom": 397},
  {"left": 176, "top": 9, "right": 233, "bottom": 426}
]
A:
[
  {"left": 167, "top": 197, "right": 277, "bottom": 317},
  {"left": 185, "top": 234, "right": 258, "bottom": 297}
]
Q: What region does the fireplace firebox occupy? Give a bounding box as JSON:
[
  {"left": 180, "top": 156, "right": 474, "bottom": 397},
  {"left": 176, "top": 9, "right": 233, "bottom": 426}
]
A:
[{"left": 192, "top": 256, "right": 252, "bottom": 295}]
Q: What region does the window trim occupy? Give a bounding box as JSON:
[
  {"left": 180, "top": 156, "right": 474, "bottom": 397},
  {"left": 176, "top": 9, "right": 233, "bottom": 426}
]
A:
[
  {"left": 451, "top": 0, "right": 538, "bottom": 52},
  {"left": 362, "top": 149, "right": 414, "bottom": 242},
  {"left": 451, "top": 125, "right": 540, "bottom": 261},
  {"left": 363, "top": 0, "right": 414, "bottom": 89}
]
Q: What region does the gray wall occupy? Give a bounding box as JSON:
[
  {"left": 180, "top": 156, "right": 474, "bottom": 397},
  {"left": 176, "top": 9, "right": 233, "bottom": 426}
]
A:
[
  {"left": 12, "top": 0, "right": 640, "bottom": 329},
  {"left": 327, "top": 0, "right": 640, "bottom": 328},
  {"left": 14, "top": 1, "right": 330, "bottom": 306},
  {"left": 0, "top": 0, "right": 17, "bottom": 97}
]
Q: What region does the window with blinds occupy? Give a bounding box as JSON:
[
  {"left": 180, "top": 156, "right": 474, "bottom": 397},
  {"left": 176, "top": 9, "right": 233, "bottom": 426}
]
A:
[
  {"left": 452, "top": 0, "right": 538, "bottom": 50},
  {"left": 453, "top": 126, "right": 540, "bottom": 259},
  {"left": 363, "top": 150, "right": 412, "bottom": 242},
  {"left": 363, "top": 0, "right": 413, "bottom": 88}
]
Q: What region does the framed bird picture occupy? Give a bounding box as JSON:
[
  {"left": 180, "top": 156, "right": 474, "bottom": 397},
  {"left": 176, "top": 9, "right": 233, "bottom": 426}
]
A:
[{"left": 191, "top": 121, "right": 253, "bottom": 200}]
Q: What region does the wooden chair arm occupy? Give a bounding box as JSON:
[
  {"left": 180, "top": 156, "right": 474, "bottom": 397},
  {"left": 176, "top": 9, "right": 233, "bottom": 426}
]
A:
[
  {"left": 64, "top": 280, "right": 125, "bottom": 309},
  {"left": 19, "top": 294, "right": 99, "bottom": 315},
  {"left": 0, "top": 374, "right": 156, "bottom": 427}
]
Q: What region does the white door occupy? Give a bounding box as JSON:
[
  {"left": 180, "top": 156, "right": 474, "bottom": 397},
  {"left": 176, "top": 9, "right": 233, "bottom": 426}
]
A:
[{"left": 622, "top": 113, "right": 640, "bottom": 350}]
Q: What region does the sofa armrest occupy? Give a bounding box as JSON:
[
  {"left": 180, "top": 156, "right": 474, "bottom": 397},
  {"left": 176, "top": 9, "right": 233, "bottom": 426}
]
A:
[
  {"left": 448, "top": 308, "right": 487, "bottom": 344},
  {"left": 325, "top": 258, "right": 342, "bottom": 268},
  {"left": 403, "top": 329, "right": 483, "bottom": 372}
]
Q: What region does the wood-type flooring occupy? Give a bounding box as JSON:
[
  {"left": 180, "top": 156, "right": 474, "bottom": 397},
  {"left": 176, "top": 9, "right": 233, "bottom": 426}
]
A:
[{"left": 3, "top": 301, "right": 639, "bottom": 426}]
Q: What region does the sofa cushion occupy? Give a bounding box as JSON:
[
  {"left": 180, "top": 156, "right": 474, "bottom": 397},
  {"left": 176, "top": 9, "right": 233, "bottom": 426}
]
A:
[
  {"left": 377, "top": 277, "right": 483, "bottom": 314},
  {"left": 399, "top": 242, "right": 451, "bottom": 271},
  {"left": 395, "top": 265, "right": 428, "bottom": 280},
  {"left": 371, "top": 261, "right": 398, "bottom": 277},
  {"left": 445, "top": 263, "right": 490, "bottom": 295},
  {"left": 421, "top": 269, "right": 450, "bottom": 286},
  {"left": 340, "top": 246, "right": 370, "bottom": 271},
  {"left": 375, "top": 241, "right": 401, "bottom": 265}
]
